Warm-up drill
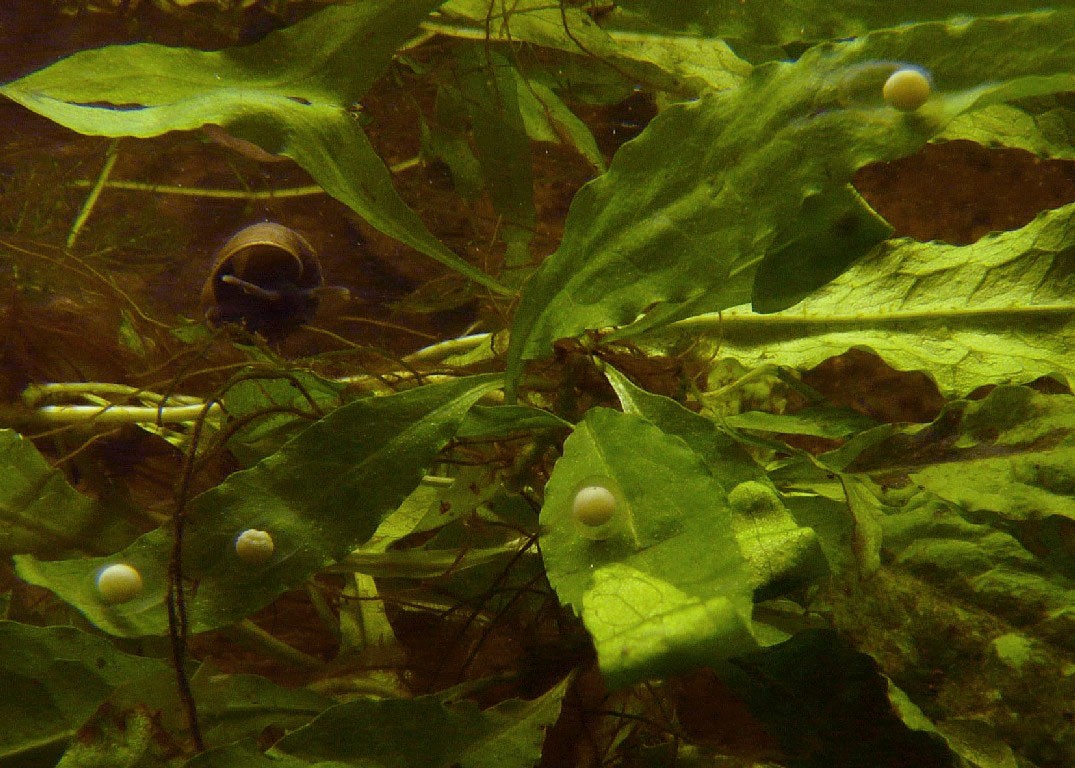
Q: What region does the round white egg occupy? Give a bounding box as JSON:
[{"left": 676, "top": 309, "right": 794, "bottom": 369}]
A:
[
  {"left": 573, "top": 485, "right": 618, "bottom": 528},
  {"left": 96, "top": 563, "right": 144, "bottom": 604},
  {"left": 235, "top": 528, "right": 275, "bottom": 564},
  {"left": 883, "top": 68, "right": 931, "bottom": 111}
]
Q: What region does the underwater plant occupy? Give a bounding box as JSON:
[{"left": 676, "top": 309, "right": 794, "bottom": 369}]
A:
[{"left": 1, "top": 1, "right": 1074, "bottom": 766}]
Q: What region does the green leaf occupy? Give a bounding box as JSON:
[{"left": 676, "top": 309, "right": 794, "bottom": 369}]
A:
[
  {"left": 506, "top": 11, "right": 1075, "bottom": 390},
  {"left": 264, "top": 676, "right": 569, "bottom": 768},
  {"left": 516, "top": 76, "right": 606, "bottom": 173},
  {"left": 837, "top": 385, "right": 1075, "bottom": 585},
  {"left": 615, "top": 0, "right": 1075, "bottom": 48},
  {"left": 454, "top": 404, "right": 571, "bottom": 440},
  {"left": 0, "top": 622, "right": 170, "bottom": 767},
  {"left": 0, "top": 429, "right": 135, "bottom": 558},
  {"left": 438, "top": 0, "right": 750, "bottom": 96},
  {"left": 14, "top": 374, "right": 502, "bottom": 637},
  {"left": 454, "top": 48, "right": 536, "bottom": 254},
  {"left": 904, "top": 387, "right": 1075, "bottom": 530},
  {"left": 0, "top": 1, "right": 507, "bottom": 294},
  {"left": 183, "top": 741, "right": 324, "bottom": 768},
  {"left": 189, "top": 665, "right": 332, "bottom": 748},
  {"left": 810, "top": 387, "right": 1075, "bottom": 763},
  {"left": 222, "top": 371, "right": 346, "bottom": 466},
  {"left": 726, "top": 480, "right": 829, "bottom": 602},
  {"left": 825, "top": 526, "right": 1075, "bottom": 766},
  {"left": 751, "top": 184, "right": 893, "bottom": 313},
  {"left": 603, "top": 364, "right": 764, "bottom": 488},
  {"left": 723, "top": 406, "right": 878, "bottom": 440},
  {"left": 940, "top": 103, "right": 1075, "bottom": 159},
  {"left": 540, "top": 408, "right": 756, "bottom": 689},
  {"left": 666, "top": 200, "right": 1075, "bottom": 395}
]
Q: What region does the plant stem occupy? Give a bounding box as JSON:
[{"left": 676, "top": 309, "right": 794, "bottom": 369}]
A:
[
  {"left": 32, "top": 403, "right": 221, "bottom": 425},
  {"left": 69, "top": 180, "right": 326, "bottom": 199},
  {"left": 67, "top": 139, "right": 120, "bottom": 249},
  {"left": 230, "top": 620, "right": 324, "bottom": 670}
]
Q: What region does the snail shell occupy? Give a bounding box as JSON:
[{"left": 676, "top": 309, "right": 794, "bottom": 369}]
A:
[{"left": 201, "top": 222, "right": 347, "bottom": 340}]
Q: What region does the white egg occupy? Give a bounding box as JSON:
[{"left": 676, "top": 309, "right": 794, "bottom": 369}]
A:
[
  {"left": 96, "top": 563, "right": 144, "bottom": 604},
  {"left": 883, "top": 68, "right": 931, "bottom": 111},
  {"left": 573, "top": 484, "right": 618, "bottom": 527},
  {"left": 235, "top": 528, "right": 274, "bottom": 564}
]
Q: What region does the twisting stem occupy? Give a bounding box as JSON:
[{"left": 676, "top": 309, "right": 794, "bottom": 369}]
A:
[{"left": 166, "top": 399, "right": 218, "bottom": 753}]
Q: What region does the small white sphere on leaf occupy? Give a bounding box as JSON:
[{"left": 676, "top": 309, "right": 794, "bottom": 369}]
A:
[
  {"left": 571, "top": 480, "right": 623, "bottom": 541},
  {"left": 235, "top": 528, "right": 274, "bottom": 564},
  {"left": 883, "top": 68, "right": 931, "bottom": 111},
  {"left": 573, "top": 484, "right": 618, "bottom": 528},
  {"left": 96, "top": 563, "right": 143, "bottom": 604}
]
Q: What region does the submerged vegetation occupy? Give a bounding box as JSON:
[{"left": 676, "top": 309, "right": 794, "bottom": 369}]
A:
[{"left": 1, "top": 0, "right": 1075, "bottom": 765}]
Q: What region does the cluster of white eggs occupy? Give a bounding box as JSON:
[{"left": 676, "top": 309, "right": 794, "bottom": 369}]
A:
[{"left": 95, "top": 528, "right": 276, "bottom": 605}]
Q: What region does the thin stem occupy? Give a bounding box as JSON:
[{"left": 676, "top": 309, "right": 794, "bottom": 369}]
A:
[
  {"left": 67, "top": 140, "right": 120, "bottom": 249},
  {"left": 66, "top": 155, "right": 420, "bottom": 200},
  {"left": 69, "top": 180, "right": 326, "bottom": 200},
  {"left": 23, "top": 382, "right": 204, "bottom": 406},
  {"left": 229, "top": 620, "right": 325, "bottom": 670},
  {"left": 32, "top": 403, "right": 222, "bottom": 425},
  {"left": 402, "top": 332, "right": 494, "bottom": 365}
]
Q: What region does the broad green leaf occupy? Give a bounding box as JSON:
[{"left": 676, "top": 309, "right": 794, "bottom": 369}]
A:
[
  {"left": 906, "top": 388, "right": 1075, "bottom": 530},
  {"left": 188, "top": 665, "right": 333, "bottom": 748},
  {"left": 507, "top": 11, "right": 1075, "bottom": 390},
  {"left": 614, "top": 0, "right": 1075, "bottom": 47},
  {"left": 723, "top": 406, "right": 878, "bottom": 440},
  {"left": 438, "top": 0, "right": 750, "bottom": 96},
  {"left": 0, "top": 622, "right": 170, "bottom": 767},
  {"left": 0, "top": 1, "right": 508, "bottom": 294},
  {"left": 603, "top": 364, "right": 764, "bottom": 488},
  {"left": 14, "top": 374, "right": 502, "bottom": 637},
  {"left": 266, "top": 676, "right": 569, "bottom": 768},
  {"left": 835, "top": 385, "right": 1075, "bottom": 588},
  {"left": 515, "top": 75, "right": 605, "bottom": 173},
  {"left": 183, "top": 741, "right": 328, "bottom": 768},
  {"left": 454, "top": 48, "right": 536, "bottom": 260},
  {"left": 454, "top": 404, "right": 571, "bottom": 440},
  {"left": 940, "top": 104, "right": 1075, "bottom": 159},
  {"left": 751, "top": 184, "right": 893, "bottom": 312},
  {"left": 726, "top": 480, "right": 828, "bottom": 602},
  {"left": 540, "top": 408, "right": 756, "bottom": 688},
  {"left": 439, "top": 0, "right": 618, "bottom": 62},
  {"left": 808, "top": 389, "right": 1075, "bottom": 763},
  {"left": 0, "top": 429, "right": 136, "bottom": 558},
  {"left": 222, "top": 371, "right": 346, "bottom": 466},
  {"left": 667, "top": 200, "right": 1075, "bottom": 395}
]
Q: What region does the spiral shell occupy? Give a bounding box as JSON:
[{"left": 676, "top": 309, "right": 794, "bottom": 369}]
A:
[{"left": 201, "top": 222, "right": 332, "bottom": 341}]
